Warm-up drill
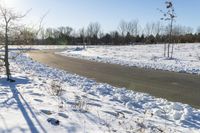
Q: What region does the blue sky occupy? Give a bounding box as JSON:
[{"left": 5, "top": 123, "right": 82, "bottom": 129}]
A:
[{"left": 2, "top": 0, "right": 200, "bottom": 32}]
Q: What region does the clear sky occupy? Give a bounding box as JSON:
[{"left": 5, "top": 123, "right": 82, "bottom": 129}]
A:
[{"left": 2, "top": 0, "right": 200, "bottom": 32}]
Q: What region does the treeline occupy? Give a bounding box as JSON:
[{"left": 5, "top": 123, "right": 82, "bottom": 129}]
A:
[
  {"left": 41, "top": 32, "right": 200, "bottom": 45},
  {"left": 17, "top": 20, "right": 200, "bottom": 45}
]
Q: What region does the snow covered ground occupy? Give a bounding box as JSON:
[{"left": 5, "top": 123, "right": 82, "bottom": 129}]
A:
[
  {"left": 59, "top": 43, "right": 200, "bottom": 75},
  {"left": 0, "top": 51, "right": 200, "bottom": 132},
  {"left": 9, "top": 45, "right": 68, "bottom": 50}
]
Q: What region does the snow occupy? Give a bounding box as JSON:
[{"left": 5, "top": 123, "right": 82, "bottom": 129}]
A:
[
  {"left": 59, "top": 43, "right": 200, "bottom": 75},
  {"left": 8, "top": 45, "right": 68, "bottom": 50},
  {"left": 0, "top": 47, "right": 200, "bottom": 132}
]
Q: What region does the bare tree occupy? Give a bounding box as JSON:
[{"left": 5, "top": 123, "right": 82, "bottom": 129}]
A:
[
  {"left": 197, "top": 26, "right": 200, "bottom": 34},
  {"left": 79, "top": 28, "right": 86, "bottom": 48},
  {"left": 171, "top": 25, "right": 193, "bottom": 43},
  {"left": 0, "top": 5, "right": 45, "bottom": 81},
  {"left": 52, "top": 29, "right": 60, "bottom": 39},
  {"left": 127, "top": 20, "right": 140, "bottom": 36},
  {"left": 185, "top": 27, "right": 193, "bottom": 34},
  {"left": 58, "top": 26, "right": 73, "bottom": 37},
  {"left": 153, "top": 21, "right": 163, "bottom": 36},
  {"left": 0, "top": 5, "right": 31, "bottom": 81},
  {"left": 86, "top": 22, "right": 101, "bottom": 44},
  {"left": 144, "top": 22, "right": 155, "bottom": 37},
  {"left": 14, "top": 27, "right": 36, "bottom": 45},
  {"left": 118, "top": 20, "right": 128, "bottom": 37},
  {"left": 45, "top": 28, "right": 54, "bottom": 38},
  {"left": 118, "top": 20, "right": 140, "bottom": 44},
  {"left": 144, "top": 22, "right": 163, "bottom": 37},
  {"left": 159, "top": 0, "right": 176, "bottom": 58}
]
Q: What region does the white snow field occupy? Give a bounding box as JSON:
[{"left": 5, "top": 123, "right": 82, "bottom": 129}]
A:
[
  {"left": 0, "top": 51, "right": 200, "bottom": 133},
  {"left": 59, "top": 43, "right": 200, "bottom": 75},
  {"left": 9, "top": 45, "right": 68, "bottom": 50}
]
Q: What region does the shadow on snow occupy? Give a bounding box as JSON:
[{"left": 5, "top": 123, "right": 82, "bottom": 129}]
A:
[{"left": 0, "top": 76, "right": 47, "bottom": 133}]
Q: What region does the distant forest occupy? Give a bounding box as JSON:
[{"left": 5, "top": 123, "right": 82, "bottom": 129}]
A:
[{"left": 9, "top": 21, "right": 200, "bottom": 45}]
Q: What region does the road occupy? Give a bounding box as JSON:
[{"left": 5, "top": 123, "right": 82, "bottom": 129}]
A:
[{"left": 28, "top": 50, "right": 200, "bottom": 109}]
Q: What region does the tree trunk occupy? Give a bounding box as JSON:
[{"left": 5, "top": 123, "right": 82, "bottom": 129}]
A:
[
  {"left": 167, "top": 43, "right": 170, "bottom": 58},
  {"left": 4, "top": 23, "right": 11, "bottom": 81},
  {"left": 169, "top": 19, "right": 173, "bottom": 58},
  {"left": 164, "top": 43, "right": 166, "bottom": 57},
  {"left": 171, "top": 43, "right": 174, "bottom": 58}
]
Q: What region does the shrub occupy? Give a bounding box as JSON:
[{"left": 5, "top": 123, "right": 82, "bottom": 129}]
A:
[{"left": 50, "top": 80, "right": 63, "bottom": 96}]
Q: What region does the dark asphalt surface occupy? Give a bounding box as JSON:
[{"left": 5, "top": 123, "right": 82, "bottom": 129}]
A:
[{"left": 28, "top": 50, "right": 200, "bottom": 109}]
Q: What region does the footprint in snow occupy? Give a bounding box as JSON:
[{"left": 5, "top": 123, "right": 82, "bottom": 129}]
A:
[
  {"left": 120, "top": 110, "right": 133, "bottom": 114},
  {"left": 89, "top": 98, "right": 101, "bottom": 102},
  {"left": 34, "top": 99, "right": 43, "bottom": 103},
  {"left": 0, "top": 92, "right": 8, "bottom": 96},
  {"left": 87, "top": 102, "right": 102, "bottom": 107},
  {"left": 30, "top": 92, "right": 45, "bottom": 96},
  {"left": 58, "top": 112, "right": 69, "bottom": 118},
  {"left": 66, "top": 101, "right": 76, "bottom": 105},
  {"left": 103, "top": 111, "right": 118, "bottom": 117},
  {"left": 109, "top": 98, "right": 123, "bottom": 103},
  {"left": 41, "top": 109, "right": 53, "bottom": 115}
]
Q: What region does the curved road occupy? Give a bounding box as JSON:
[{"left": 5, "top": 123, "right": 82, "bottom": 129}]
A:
[{"left": 29, "top": 50, "right": 200, "bottom": 109}]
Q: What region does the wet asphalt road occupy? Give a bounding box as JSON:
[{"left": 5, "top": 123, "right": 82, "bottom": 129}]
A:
[{"left": 29, "top": 50, "right": 200, "bottom": 109}]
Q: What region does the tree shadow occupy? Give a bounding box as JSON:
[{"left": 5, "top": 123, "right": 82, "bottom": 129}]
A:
[
  {"left": 0, "top": 76, "right": 47, "bottom": 133},
  {"left": 181, "top": 111, "right": 200, "bottom": 129}
]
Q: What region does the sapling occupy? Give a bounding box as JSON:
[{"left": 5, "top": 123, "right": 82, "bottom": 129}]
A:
[{"left": 159, "top": 0, "right": 177, "bottom": 58}]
